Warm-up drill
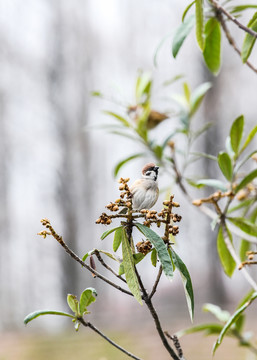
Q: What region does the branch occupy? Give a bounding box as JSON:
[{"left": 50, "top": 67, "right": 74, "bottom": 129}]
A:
[
  {"left": 78, "top": 318, "right": 142, "bottom": 360},
  {"left": 215, "top": 9, "right": 257, "bottom": 74},
  {"left": 92, "top": 249, "right": 127, "bottom": 283},
  {"left": 39, "top": 219, "right": 133, "bottom": 297},
  {"left": 210, "top": 0, "right": 257, "bottom": 39},
  {"left": 165, "top": 332, "right": 185, "bottom": 360},
  {"left": 149, "top": 266, "right": 163, "bottom": 299},
  {"left": 134, "top": 267, "right": 180, "bottom": 360}
]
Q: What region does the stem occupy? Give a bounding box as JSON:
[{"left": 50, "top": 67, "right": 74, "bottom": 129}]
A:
[
  {"left": 149, "top": 266, "right": 163, "bottom": 299},
  {"left": 134, "top": 267, "right": 180, "bottom": 360},
  {"left": 78, "top": 318, "right": 142, "bottom": 360},
  {"left": 93, "top": 249, "right": 127, "bottom": 283},
  {"left": 42, "top": 222, "right": 133, "bottom": 296},
  {"left": 210, "top": 0, "right": 257, "bottom": 38},
  {"left": 215, "top": 9, "right": 257, "bottom": 74}
]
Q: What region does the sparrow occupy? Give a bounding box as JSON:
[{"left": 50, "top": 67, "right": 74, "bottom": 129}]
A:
[{"left": 130, "top": 163, "right": 159, "bottom": 211}]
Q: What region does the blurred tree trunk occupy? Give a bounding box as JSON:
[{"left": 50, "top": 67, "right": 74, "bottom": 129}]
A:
[
  {"left": 47, "top": 2, "right": 93, "bottom": 297},
  {"left": 202, "top": 71, "right": 228, "bottom": 304}
]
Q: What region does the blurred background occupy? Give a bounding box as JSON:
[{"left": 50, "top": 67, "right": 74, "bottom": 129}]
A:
[{"left": 0, "top": 0, "right": 256, "bottom": 359}]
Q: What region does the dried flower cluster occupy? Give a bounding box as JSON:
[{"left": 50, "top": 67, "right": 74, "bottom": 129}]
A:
[
  {"left": 239, "top": 251, "right": 257, "bottom": 270},
  {"left": 96, "top": 179, "right": 182, "bottom": 256},
  {"left": 192, "top": 190, "right": 234, "bottom": 207}
]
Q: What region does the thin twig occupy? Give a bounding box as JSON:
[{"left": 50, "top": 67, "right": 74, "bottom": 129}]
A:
[
  {"left": 134, "top": 267, "right": 180, "bottom": 360},
  {"left": 39, "top": 220, "right": 133, "bottom": 297},
  {"left": 92, "top": 249, "right": 127, "bottom": 283},
  {"left": 216, "top": 10, "right": 257, "bottom": 74},
  {"left": 210, "top": 0, "right": 257, "bottom": 38},
  {"left": 165, "top": 332, "right": 184, "bottom": 359},
  {"left": 149, "top": 266, "right": 163, "bottom": 299},
  {"left": 78, "top": 318, "right": 142, "bottom": 360}
]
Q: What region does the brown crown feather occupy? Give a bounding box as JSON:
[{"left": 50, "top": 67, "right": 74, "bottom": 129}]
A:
[{"left": 141, "top": 163, "right": 156, "bottom": 175}]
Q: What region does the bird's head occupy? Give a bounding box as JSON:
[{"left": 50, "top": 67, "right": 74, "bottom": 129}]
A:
[{"left": 142, "top": 163, "right": 159, "bottom": 181}]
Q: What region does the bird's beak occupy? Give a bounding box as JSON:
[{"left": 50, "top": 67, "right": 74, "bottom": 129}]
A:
[{"left": 154, "top": 166, "right": 159, "bottom": 171}]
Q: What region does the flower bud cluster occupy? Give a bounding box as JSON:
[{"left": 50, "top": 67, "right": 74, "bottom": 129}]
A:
[
  {"left": 192, "top": 190, "right": 234, "bottom": 207},
  {"left": 95, "top": 213, "right": 112, "bottom": 225},
  {"left": 136, "top": 240, "right": 152, "bottom": 255}
]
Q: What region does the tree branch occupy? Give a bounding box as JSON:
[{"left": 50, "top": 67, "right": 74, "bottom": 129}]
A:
[
  {"left": 78, "top": 318, "right": 142, "bottom": 360},
  {"left": 149, "top": 266, "right": 163, "bottom": 299},
  {"left": 215, "top": 9, "right": 257, "bottom": 74},
  {"left": 39, "top": 219, "right": 133, "bottom": 297},
  {"left": 210, "top": 0, "right": 257, "bottom": 39}
]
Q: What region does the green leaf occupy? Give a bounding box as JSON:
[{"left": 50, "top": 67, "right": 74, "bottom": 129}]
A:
[
  {"left": 119, "top": 253, "right": 145, "bottom": 275},
  {"left": 176, "top": 323, "right": 224, "bottom": 338},
  {"left": 135, "top": 223, "right": 174, "bottom": 281},
  {"left": 195, "top": 179, "right": 227, "bottom": 191},
  {"left": 172, "top": 14, "right": 195, "bottom": 58},
  {"left": 195, "top": 0, "right": 205, "bottom": 50},
  {"left": 183, "top": 82, "right": 191, "bottom": 103},
  {"left": 121, "top": 229, "right": 142, "bottom": 304},
  {"left": 231, "top": 5, "right": 257, "bottom": 14},
  {"left": 24, "top": 310, "right": 74, "bottom": 325},
  {"left": 217, "top": 226, "right": 236, "bottom": 277},
  {"left": 218, "top": 152, "right": 233, "bottom": 181},
  {"left": 239, "top": 125, "right": 257, "bottom": 154},
  {"left": 213, "top": 292, "right": 257, "bottom": 354},
  {"left": 190, "top": 82, "right": 212, "bottom": 116},
  {"left": 67, "top": 294, "right": 79, "bottom": 314},
  {"left": 80, "top": 288, "right": 97, "bottom": 314},
  {"left": 113, "top": 227, "right": 123, "bottom": 252},
  {"left": 171, "top": 249, "right": 194, "bottom": 321},
  {"left": 82, "top": 252, "right": 89, "bottom": 262},
  {"left": 230, "top": 115, "right": 244, "bottom": 156},
  {"left": 240, "top": 239, "right": 251, "bottom": 262},
  {"left": 151, "top": 248, "right": 157, "bottom": 267},
  {"left": 97, "top": 250, "right": 119, "bottom": 261},
  {"left": 182, "top": 1, "right": 196, "bottom": 21},
  {"left": 227, "top": 199, "right": 254, "bottom": 213},
  {"left": 237, "top": 289, "right": 256, "bottom": 309},
  {"left": 114, "top": 154, "right": 144, "bottom": 177},
  {"left": 235, "top": 169, "right": 257, "bottom": 193},
  {"left": 203, "top": 303, "right": 230, "bottom": 323},
  {"left": 241, "top": 12, "right": 257, "bottom": 63},
  {"left": 153, "top": 145, "right": 163, "bottom": 159},
  {"left": 101, "top": 227, "right": 121, "bottom": 240},
  {"left": 103, "top": 111, "right": 131, "bottom": 128},
  {"left": 227, "top": 217, "right": 257, "bottom": 236},
  {"left": 135, "top": 72, "right": 152, "bottom": 102},
  {"left": 203, "top": 18, "right": 221, "bottom": 75}
]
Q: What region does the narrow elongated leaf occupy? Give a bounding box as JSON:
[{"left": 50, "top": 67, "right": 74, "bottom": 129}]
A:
[
  {"left": 231, "top": 5, "right": 257, "bottom": 14},
  {"left": 195, "top": 179, "right": 227, "bottom": 191},
  {"left": 135, "top": 223, "right": 174, "bottom": 280},
  {"left": 67, "top": 294, "right": 79, "bottom": 314},
  {"left": 121, "top": 229, "right": 142, "bottom": 304},
  {"left": 235, "top": 168, "right": 257, "bottom": 193},
  {"left": 80, "top": 288, "right": 97, "bottom": 314},
  {"left": 101, "top": 227, "right": 121, "bottom": 240},
  {"left": 103, "top": 111, "right": 131, "bottom": 128},
  {"left": 227, "top": 217, "right": 257, "bottom": 236},
  {"left": 203, "top": 303, "right": 230, "bottom": 322},
  {"left": 114, "top": 154, "right": 144, "bottom": 177},
  {"left": 217, "top": 226, "right": 236, "bottom": 277},
  {"left": 182, "top": 1, "right": 196, "bottom": 21},
  {"left": 240, "top": 239, "right": 251, "bottom": 261},
  {"left": 176, "top": 323, "right": 224, "bottom": 338},
  {"left": 230, "top": 115, "right": 244, "bottom": 156},
  {"left": 119, "top": 253, "right": 145, "bottom": 275},
  {"left": 239, "top": 125, "right": 257, "bottom": 154},
  {"left": 213, "top": 292, "right": 257, "bottom": 354},
  {"left": 218, "top": 152, "right": 233, "bottom": 181},
  {"left": 24, "top": 310, "right": 74, "bottom": 324},
  {"left": 172, "top": 14, "right": 195, "bottom": 58},
  {"left": 171, "top": 249, "right": 194, "bottom": 321},
  {"left": 190, "top": 82, "right": 212, "bottom": 116},
  {"left": 203, "top": 18, "right": 221, "bottom": 74},
  {"left": 113, "top": 227, "right": 123, "bottom": 252},
  {"left": 241, "top": 12, "right": 257, "bottom": 63},
  {"left": 151, "top": 248, "right": 157, "bottom": 267},
  {"left": 195, "top": 0, "right": 205, "bottom": 50},
  {"left": 227, "top": 199, "right": 254, "bottom": 213}
]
